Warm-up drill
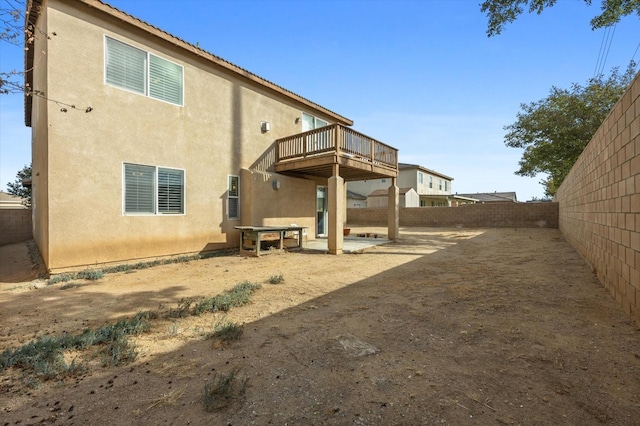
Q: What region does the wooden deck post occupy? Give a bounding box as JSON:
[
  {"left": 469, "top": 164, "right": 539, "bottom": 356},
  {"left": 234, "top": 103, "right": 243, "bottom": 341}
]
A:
[
  {"left": 328, "top": 163, "right": 344, "bottom": 254},
  {"left": 388, "top": 178, "right": 399, "bottom": 240}
]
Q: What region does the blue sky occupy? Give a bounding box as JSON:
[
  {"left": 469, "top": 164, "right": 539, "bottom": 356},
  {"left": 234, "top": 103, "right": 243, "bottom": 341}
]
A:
[{"left": 1, "top": 0, "right": 639, "bottom": 201}]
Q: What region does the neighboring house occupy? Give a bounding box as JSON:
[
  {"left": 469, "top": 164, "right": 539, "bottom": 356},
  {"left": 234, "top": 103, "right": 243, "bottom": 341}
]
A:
[
  {"left": 456, "top": 192, "right": 518, "bottom": 203},
  {"left": 348, "top": 163, "right": 470, "bottom": 207},
  {"left": 25, "top": 0, "right": 399, "bottom": 272},
  {"left": 0, "top": 191, "right": 28, "bottom": 209},
  {"left": 367, "top": 188, "right": 419, "bottom": 208},
  {"left": 346, "top": 190, "right": 367, "bottom": 208}
]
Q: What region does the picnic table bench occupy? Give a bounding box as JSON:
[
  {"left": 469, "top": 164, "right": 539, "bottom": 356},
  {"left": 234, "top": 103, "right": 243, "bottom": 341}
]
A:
[{"left": 234, "top": 225, "right": 306, "bottom": 256}]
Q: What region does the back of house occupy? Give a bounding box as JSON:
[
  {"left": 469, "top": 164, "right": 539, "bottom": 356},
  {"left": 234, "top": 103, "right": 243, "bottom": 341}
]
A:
[{"left": 25, "top": 0, "right": 399, "bottom": 272}]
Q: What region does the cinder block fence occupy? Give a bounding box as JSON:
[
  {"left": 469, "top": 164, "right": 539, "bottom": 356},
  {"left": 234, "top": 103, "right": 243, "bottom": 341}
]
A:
[
  {"left": 555, "top": 71, "right": 640, "bottom": 326},
  {"left": 348, "top": 202, "right": 559, "bottom": 229},
  {"left": 0, "top": 209, "right": 32, "bottom": 246}
]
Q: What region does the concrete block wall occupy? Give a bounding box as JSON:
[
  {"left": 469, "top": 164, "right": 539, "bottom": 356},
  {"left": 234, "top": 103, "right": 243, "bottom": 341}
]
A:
[
  {"left": 0, "top": 209, "right": 33, "bottom": 246},
  {"left": 554, "top": 71, "right": 640, "bottom": 326},
  {"left": 347, "top": 202, "right": 559, "bottom": 228}
]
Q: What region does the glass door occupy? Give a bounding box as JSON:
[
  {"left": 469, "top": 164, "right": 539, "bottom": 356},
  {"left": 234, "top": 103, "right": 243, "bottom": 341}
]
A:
[{"left": 316, "top": 186, "right": 328, "bottom": 237}]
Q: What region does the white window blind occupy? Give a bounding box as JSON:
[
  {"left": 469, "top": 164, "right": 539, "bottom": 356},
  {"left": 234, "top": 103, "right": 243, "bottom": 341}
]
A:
[
  {"left": 105, "top": 37, "right": 183, "bottom": 106},
  {"left": 158, "top": 168, "right": 184, "bottom": 214},
  {"left": 149, "top": 54, "right": 183, "bottom": 105},
  {"left": 124, "top": 164, "right": 184, "bottom": 215},
  {"left": 124, "top": 164, "right": 155, "bottom": 213},
  {"left": 228, "top": 175, "right": 239, "bottom": 219},
  {"left": 105, "top": 37, "right": 147, "bottom": 95}
]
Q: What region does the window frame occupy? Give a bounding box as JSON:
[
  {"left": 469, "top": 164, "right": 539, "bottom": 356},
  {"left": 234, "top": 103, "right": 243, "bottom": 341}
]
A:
[
  {"left": 228, "top": 175, "right": 240, "bottom": 220},
  {"left": 105, "top": 36, "right": 184, "bottom": 106},
  {"left": 301, "top": 112, "right": 328, "bottom": 131},
  {"left": 123, "top": 162, "right": 186, "bottom": 216}
]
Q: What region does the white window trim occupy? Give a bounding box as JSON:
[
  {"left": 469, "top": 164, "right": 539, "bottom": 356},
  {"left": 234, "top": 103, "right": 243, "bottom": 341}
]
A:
[
  {"left": 104, "top": 35, "right": 184, "bottom": 106},
  {"left": 228, "top": 175, "right": 240, "bottom": 220},
  {"left": 122, "top": 162, "right": 186, "bottom": 216},
  {"left": 301, "top": 112, "right": 328, "bottom": 130}
]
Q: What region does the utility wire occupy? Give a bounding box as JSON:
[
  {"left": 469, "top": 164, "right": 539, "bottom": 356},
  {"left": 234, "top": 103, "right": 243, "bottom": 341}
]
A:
[{"left": 593, "top": 24, "right": 616, "bottom": 77}]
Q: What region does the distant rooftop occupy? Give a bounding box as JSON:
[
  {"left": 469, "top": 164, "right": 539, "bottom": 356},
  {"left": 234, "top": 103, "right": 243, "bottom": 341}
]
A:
[
  {"left": 398, "top": 163, "right": 453, "bottom": 180},
  {"left": 455, "top": 192, "right": 518, "bottom": 203}
]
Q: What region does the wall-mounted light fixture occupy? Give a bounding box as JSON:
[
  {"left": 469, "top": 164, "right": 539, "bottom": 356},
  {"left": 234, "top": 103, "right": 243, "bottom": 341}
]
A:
[
  {"left": 261, "top": 121, "right": 270, "bottom": 133},
  {"left": 272, "top": 179, "right": 280, "bottom": 190},
  {"left": 295, "top": 117, "right": 301, "bottom": 124}
]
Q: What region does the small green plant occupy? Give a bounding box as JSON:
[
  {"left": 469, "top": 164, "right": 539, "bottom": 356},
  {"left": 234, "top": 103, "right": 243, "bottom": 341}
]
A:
[
  {"left": 59, "top": 282, "right": 83, "bottom": 290},
  {"left": 203, "top": 369, "right": 247, "bottom": 412},
  {"left": 209, "top": 320, "right": 244, "bottom": 344},
  {"left": 100, "top": 333, "right": 138, "bottom": 366},
  {"left": 166, "top": 321, "right": 189, "bottom": 337},
  {"left": 48, "top": 269, "right": 103, "bottom": 285},
  {"left": 0, "top": 311, "right": 153, "bottom": 381},
  {"left": 267, "top": 273, "right": 284, "bottom": 284},
  {"left": 48, "top": 273, "right": 73, "bottom": 285},
  {"left": 166, "top": 298, "right": 194, "bottom": 318},
  {"left": 76, "top": 269, "right": 104, "bottom": 281},
  {"left": 193, "top": 281, "right": 261, "bottom": 316}
]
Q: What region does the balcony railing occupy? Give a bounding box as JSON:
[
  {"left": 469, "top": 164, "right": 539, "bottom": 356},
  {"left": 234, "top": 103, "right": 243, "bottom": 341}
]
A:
[{"left": 275, "top": 123, "right": 398, "bottom": 170}]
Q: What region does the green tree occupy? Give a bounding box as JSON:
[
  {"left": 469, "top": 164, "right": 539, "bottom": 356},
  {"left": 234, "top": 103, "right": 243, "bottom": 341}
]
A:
[
  {"left": 6, "top": 163, "right": 31, "bottom": 206},
  {"left": 504, "top": 63, "right": 636, "bottom": 196},
  {"left": 481, "top": 0, "right": 640, "bottom": 37}
]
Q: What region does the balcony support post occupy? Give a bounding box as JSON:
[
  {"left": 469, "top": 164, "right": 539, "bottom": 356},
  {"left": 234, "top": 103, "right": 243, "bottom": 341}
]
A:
[
  {"left": 328, "top": 163, "right": 344, "bottom": 255},
  {"left": 388, "top": 178, "right": 399, "bottom": 240}
]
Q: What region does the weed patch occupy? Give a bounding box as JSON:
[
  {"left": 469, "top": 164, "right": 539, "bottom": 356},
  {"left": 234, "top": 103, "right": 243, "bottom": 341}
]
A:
[
  {"left": 0, "top": 311, "right": 153, "bottom": 381},
  {"left": 208, "top": 320, "right": 244, "bottom": 344},
  {"left": 267, "top": 273, "right": 284, "bottom": 284},
  {"left": 59, "top": 282, "right": 83, "bottom": 290},
  {"left": 193, "top": 281, "right": 261, "bottom": 315},
  {"left": 203, "top": 369, "right": 247, "bottom": 412}
]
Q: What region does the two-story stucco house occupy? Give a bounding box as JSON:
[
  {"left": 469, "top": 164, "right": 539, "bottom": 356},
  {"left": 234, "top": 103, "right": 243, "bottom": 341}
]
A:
[
  {"left": 348, "top": 163, "right": 473, "bottom": 207},
  {"left": 24, "top": 0, "right": 400, "bottom": 272}
]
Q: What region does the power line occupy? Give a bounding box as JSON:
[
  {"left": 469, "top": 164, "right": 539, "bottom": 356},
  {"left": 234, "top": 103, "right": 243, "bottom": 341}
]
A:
[{"left": 593, "top": 24, "right": 616, "bottom": 77}]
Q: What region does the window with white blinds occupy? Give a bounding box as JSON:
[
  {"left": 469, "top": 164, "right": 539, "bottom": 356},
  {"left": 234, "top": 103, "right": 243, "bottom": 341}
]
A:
[
  {"left": 124, "top": 164, "right": 154, "bottom": 213},
  {"left": 105, "top": 38, "right": 147, "bottom": 95},
  {"left": 228, "top": 175, "right": 240, "bottom": 219},
  {"left": 158, "top": 168, "right": 184, "bottom": 214},
  {"left": 124, "top": 163, "right": 184, "bottom": 215},
  {"left": 105, "top": 37, "right": 183, "bottom": 106}
]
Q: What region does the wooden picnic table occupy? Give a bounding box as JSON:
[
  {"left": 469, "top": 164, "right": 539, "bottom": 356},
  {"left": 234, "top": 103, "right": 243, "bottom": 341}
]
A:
[{"left": 234, "top": 225, "right": 306, "bottom": 256}]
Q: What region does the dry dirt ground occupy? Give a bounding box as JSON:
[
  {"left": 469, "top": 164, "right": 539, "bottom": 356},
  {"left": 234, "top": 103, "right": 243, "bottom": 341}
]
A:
[{"left": 1, "top": 227, "right": 639, "bottom": 425}]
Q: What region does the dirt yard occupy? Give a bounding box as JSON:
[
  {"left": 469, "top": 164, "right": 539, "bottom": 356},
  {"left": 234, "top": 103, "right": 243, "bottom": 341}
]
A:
[{"left": 1, "top": 227, "right": 639, "bottom": 425}]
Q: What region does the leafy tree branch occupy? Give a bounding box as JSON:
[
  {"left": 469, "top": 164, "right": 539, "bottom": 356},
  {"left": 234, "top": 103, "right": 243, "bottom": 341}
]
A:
[
  {"left": 504, "top": 62, "right": 636, "bottom": 196},
  {"left": 481, "top": 0, "right": 640, "bottom": 37},
  {"left": 6, "top": 163, "right": 31, "bottom": 206}
]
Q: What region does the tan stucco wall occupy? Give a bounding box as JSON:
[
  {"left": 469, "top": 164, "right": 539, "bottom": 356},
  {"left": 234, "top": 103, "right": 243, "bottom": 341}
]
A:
[
  {"left": 30, "top": 1, "right": 50, "bottom": 266},
  {"left": 32, "top": 0, "right": 339, "bottom": 271},
  {"left": 240, "top": 169, "right": 316, "bottom": 232}
]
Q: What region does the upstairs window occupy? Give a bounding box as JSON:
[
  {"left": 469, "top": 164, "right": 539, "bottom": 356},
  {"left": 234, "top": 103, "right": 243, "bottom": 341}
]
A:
[
  {"left": 418, "top": 172, "right": 424, "bottom": 184},
  {"left": 124, "top": 163, "right": 184, "bottom": 215},
  {"left": 429, "top": 176, "right": 433, "bottom": 189},
  {"left": 106, "top": 37, "right": 183, "bottom": 106},
  {"left": 439, "top": 179, "right": 443, "bottom": 190},
  {"left": 301, "top": 112, "right": 328, "bottom": 131}
]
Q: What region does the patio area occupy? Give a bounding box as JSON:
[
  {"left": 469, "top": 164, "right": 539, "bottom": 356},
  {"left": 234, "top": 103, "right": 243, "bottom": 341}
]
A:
[{"left": 303, "top": 234, "right": 390, "bottom": 253}]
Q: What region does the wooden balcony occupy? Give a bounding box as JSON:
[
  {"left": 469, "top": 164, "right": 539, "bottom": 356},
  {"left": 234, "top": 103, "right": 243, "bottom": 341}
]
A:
[{"left": 274, "top": 124, "right": 398, "bottom": 181}]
